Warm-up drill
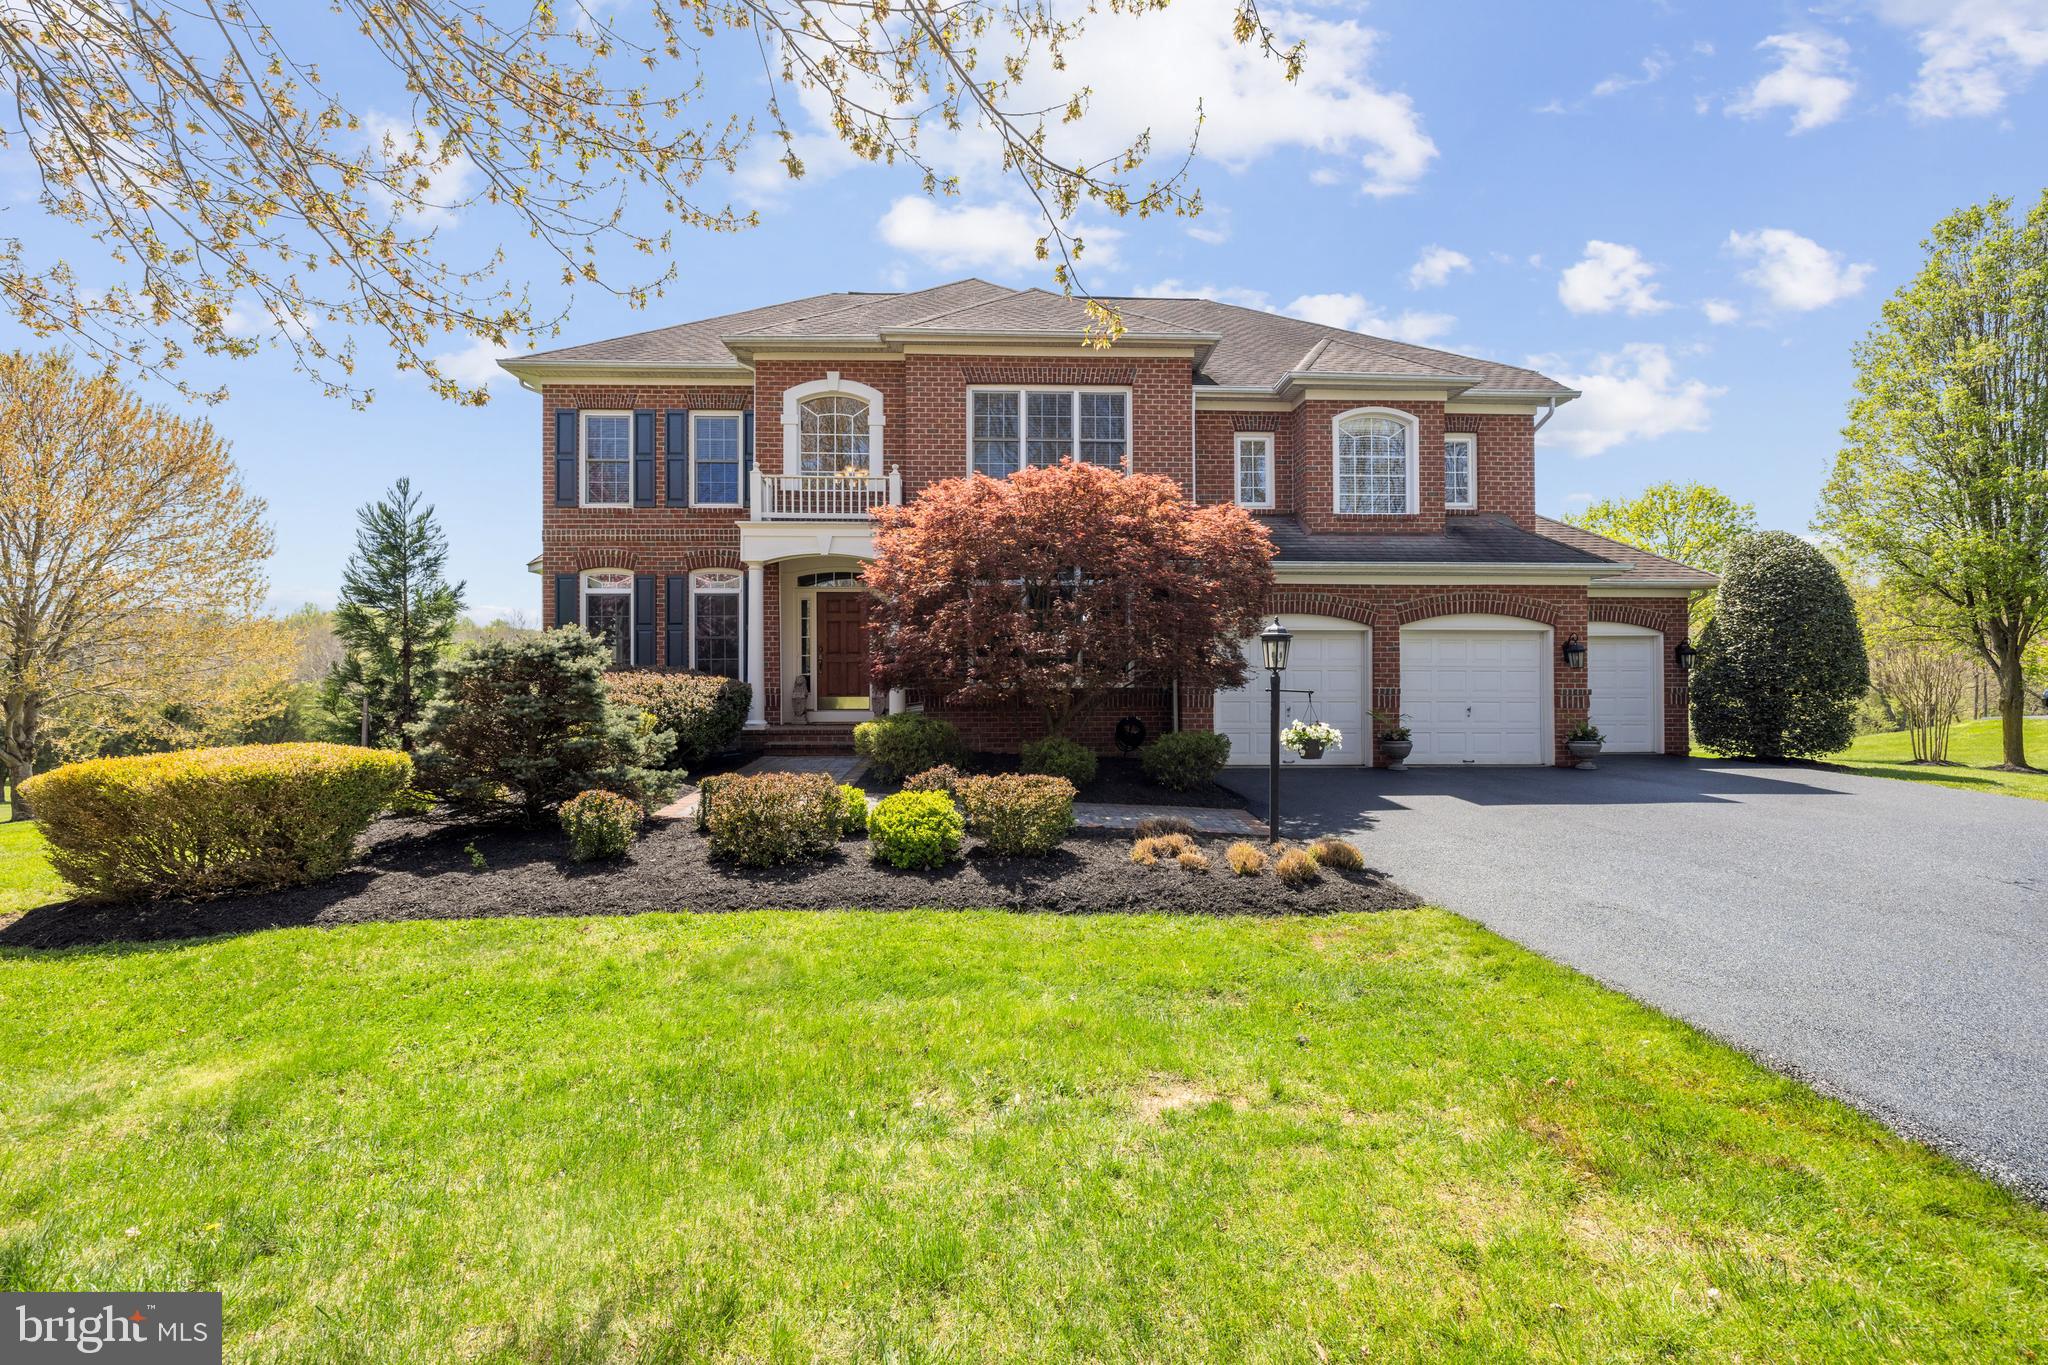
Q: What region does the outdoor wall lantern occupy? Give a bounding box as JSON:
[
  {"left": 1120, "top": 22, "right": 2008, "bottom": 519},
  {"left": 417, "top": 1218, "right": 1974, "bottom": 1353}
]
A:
[
  {"left": 1260, "top": 618, "right": 1293, "bottom": 844},
  {"left": 1674, "top": 640, "right": 1699, "bottom": 672},
  {"left": 1561, "top": 635, "right": 1587, "bottom": 671}
]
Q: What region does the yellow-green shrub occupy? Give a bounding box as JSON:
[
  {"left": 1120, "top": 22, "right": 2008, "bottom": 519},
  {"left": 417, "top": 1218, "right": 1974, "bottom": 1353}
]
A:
[
  {"left": 838, "top": 784, "right": 870, "bottom": 837},
  {"left": 560, "top": 789, "right": 642, "bottom": 862},
  {"left": 955, "top": 773, "right": 1075, "bottom": 856},
  {"left": 21, "top": 743, "right": 411, "bottom": 900},
  {"left": 868, "top": 790, "right": 964, "bottom": 870}
]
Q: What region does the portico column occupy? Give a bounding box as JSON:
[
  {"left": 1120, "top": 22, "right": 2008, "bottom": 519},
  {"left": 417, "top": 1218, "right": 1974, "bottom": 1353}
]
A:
[{"left": 744, "top": 561, "right": 767, "bottom": 728}]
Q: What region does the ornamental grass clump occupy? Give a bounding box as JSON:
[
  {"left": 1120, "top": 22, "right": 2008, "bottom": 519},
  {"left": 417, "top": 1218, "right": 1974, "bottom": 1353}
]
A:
[
  {"left": 1135, "top": 815, "right": 1197, "bottom": 839},
  {"left": 21, "top": 742, "right": 411, "bottom": 900},
  {"left": 1274, "top": 847, "right": 1321, "bottom": 889},
  {"left": 1131, "top": 832, "right": 1195, "bottom": 866},
  {"left": 955, "top": 773, "right": 1075, "bottom": 856},
  {"left": 703, "top": 771, "right": 842, "bottom": 868},
  {"left": 560, "top": 790, "right": 642, "bottom": 862},
  {"left": 1224, "top": 841, "right": 1268, "bottom": 876},
  {"left": 867, "top": 790, "right": 964, "bottom": 870},
  {"left": 1307, "top": 838, "right": 1364, "bottom": 871},
  {"left": 1177, "top": 848, "right": 1211, "bottom": 873}
]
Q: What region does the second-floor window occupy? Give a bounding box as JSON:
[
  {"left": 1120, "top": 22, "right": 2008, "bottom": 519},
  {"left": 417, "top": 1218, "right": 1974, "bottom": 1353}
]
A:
[
  {"left": 692, "top": 413, "right": 742, "bottom": 506},
  {"left": 970, "top": 388, "right": 1129, "bottom": 477},
  {"left": 799, "top": 395, "right": 870, "bottom": 475},
  {"left": 1235, "top": 433, "right": 1274, "bottom": 509},
  {"left": 1444, "top": 433, "right": 1476, "bottom": 509},
  {"left": 1334, "top": 410, "right": 1415, "bottom": 516},
  {"left": 582, "top": 412, "right": 631, "bottom": 506}
]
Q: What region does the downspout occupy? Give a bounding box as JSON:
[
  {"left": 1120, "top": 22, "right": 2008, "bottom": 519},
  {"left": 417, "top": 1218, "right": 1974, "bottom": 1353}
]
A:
[
  {"left": 1171, "top": 679, "right": 1181, "bottom": 733},
  {"left": 1533, "top": 396, "right": 1561, "bottom": 433},
  {"left": 1188, "top": 377, "right": 1198, "bottom": 503}
]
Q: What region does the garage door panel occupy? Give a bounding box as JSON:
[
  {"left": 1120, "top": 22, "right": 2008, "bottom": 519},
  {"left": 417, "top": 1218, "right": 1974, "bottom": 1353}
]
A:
[
  {"left": 1589, "top": 633, "right": 1660, "bottom": 753},
  {"left": 1400, "top": 627, "right": 1548, "bottom": 766},
  {"left": 1216, "top": 629, "right": 1368, "bottom": 766}
]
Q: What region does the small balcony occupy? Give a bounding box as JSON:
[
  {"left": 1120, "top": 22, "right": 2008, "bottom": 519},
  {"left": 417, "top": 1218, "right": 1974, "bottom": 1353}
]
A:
[{"left": 750, "top": 469, "right": 902, "bottom": 521}]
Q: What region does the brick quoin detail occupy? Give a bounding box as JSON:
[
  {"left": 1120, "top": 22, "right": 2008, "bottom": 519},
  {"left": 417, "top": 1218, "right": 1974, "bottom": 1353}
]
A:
[{"left": 1591, "top": 596, "right": 1694, "bottom": 757}]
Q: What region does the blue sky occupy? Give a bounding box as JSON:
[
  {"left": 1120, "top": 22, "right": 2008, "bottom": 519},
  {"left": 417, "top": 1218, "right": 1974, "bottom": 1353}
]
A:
[{"left": 3, "top": 0, "right": 2045, "bottom": 620}]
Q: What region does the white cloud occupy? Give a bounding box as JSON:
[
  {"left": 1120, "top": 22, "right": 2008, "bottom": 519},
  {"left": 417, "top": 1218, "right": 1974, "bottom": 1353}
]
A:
[
  {"left": 1537, "top": 344, "right": 1723, "bottom": 457},
  {"left": 1726, "top": 32, "right": 1856, "bottom": 132},
  {"left": 1557, "top": 241, "right": 1671, "bottom": 316},
  {"left": 1284, "top": 292, "right": 1455, "bottom": 344},
  {"left": 1133, "top": 279, "right": 1276, "bottom": 310},
  {"left": 1592, "top": 50, "right": 1671, "bottom": 98},
  {"left": 431, "top": 336, "right": 517, "bottom": 391},
  {"left": 1187, "top": 223, "right": 1232, "bottom": 246},
  {"left": 1874, "top": 0, "right": 2048, "bottom": 118},
  {"left": 364, "top": 112, "right": 476, "bottom": 227},
  {"left": 1701, "top": 298, "right": 1742, "bottom": 325},
  {"left": 1726, "top": 228, "right": 1874, "bottom": 310},
  {"left": 876, "top": 197, "right": 1122, "bottom": 273},
  {"left": 1407, "top": 245, "right": 1473, "bottom": 289}
]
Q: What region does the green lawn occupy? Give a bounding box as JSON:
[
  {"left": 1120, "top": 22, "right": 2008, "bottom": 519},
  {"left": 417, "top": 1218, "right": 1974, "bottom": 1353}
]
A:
[
  {"left": 0, "top": 817, "right": 67, "bottom": 918},
  {"left": 1829, "top": 715, "right": 2048, "bottom": 802},
  {"left": 4, "top": 912, "right": 2042, "bottom": 1361}
]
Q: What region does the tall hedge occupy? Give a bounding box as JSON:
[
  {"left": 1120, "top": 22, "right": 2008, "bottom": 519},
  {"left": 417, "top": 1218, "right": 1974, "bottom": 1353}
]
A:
[
  {"left": 1692, "top": 531, "right": 1869, "bottom": 760},
  {"left": 603, "top": 670, "right": 750, "bottom": 768},
  {"left": 412, "top": 629, "right": 675, "bottom": 822}
]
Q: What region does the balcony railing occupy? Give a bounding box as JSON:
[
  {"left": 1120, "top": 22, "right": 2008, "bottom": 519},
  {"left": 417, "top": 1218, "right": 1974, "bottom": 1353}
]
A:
[{"left": 751, "top": 468, "right": 902, "bottom": 521}]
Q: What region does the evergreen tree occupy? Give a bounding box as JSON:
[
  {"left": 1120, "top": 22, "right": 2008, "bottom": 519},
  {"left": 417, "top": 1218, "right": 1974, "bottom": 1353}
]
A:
[{"left": 323, "top": 479, "right": 465, "bottom": 749}]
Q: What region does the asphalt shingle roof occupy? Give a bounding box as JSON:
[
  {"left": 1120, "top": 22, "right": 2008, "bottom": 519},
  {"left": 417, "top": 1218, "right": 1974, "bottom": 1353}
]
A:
[
  {"left": 1260, "top": 515, "right": 1623, "bottom": 568},
  {"left": 1531, "top": 516, "right": 1718, "bottom": 586}
]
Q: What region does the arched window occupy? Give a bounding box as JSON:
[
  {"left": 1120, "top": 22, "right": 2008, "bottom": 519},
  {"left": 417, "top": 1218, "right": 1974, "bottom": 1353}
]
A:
[
  {"left": 1333, "top": 409, "right": 1416, "bottom": 516},
  {"left": 798, "top": 395, "right": 872, "bottom": 475}
]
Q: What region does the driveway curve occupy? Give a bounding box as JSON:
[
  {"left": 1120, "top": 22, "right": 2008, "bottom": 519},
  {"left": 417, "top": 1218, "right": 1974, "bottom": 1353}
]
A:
[{"left": 1227, "top": 757, "right": 2048, "bottom": 1200}]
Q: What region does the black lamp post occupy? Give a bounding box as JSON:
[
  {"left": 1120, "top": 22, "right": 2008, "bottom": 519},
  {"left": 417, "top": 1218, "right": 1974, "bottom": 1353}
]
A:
[
  {"left": 1674, "top": 640, "right": 1698, "bottom": 672},
  {"left": 1561, "top": 635, "right": 1587, "bottom": 671},
  {"left": 1260, "top": 618, "right": 1293, "bottom": 843}
]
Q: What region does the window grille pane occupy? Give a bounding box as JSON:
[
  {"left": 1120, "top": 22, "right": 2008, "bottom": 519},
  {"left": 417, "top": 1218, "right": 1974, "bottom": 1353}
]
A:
[
  {"left": 584, "top": 592, "right": 631, "bottom": 668},
  {"left": 1335, "top": 417, "right": 1408, "bottom": 515},
  {"left": 694, "top": 415, "right": 741, "bottom": 504},
  {"left": 1237, "top": 438, "right": 1270, "bottom": 506},
  {"left": 799, "top": 396, "right": 871, "bottom": 475},
  {"left": 1025, "top": 391, "right": 1072, "bottom": 467},
  {"left": 1444, "top": 436, "right": 1473, "bottom": 507},
  {"left": 583, "top": 414, "right": 631, "bottom": 504},
  {"left": 1078, "top": 392, "right": 1127, "bottom": 467},
  {"left": 693, "top": 589, "right": 741, "bottom": 678},
  {"left": 972, "top": 392, "right": 1020, "bottom": 477}
]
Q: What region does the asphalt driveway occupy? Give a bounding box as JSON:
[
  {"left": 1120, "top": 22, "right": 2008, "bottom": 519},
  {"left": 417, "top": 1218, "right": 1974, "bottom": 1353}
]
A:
[{"left": 1225, "top": 757, "right": 2048, "bottom": 1200}]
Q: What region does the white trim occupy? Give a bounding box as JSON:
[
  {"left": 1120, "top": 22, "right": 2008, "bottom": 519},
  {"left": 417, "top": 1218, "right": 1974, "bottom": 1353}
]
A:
[
  {"left": 1331, "top": 406, "right": 1420, "bottom": 517},
  {"left": 1587, "top": 621, "right": 1664, "bottom": 754},
  {"left": 1269, "top": 613, "right": 1368, "bottom": 633},
  {"left": 579, "top": 410, "right": 632, "bottom": 508},
  {"left": 743, "top": 563, "right": 766, "bottom": 728},
  {"left": 688, "top": 410, "right": 745, "bottom": 508},
  {"left": 965, "top": 384, "right": 1133, "bottom": 476},
  {"left": 1233, "top": 432, "right": 1275, "bottom": 509},
  {"left": 780, "top": 373, "right": 887, "bottom": 478},
  {"left": 1588, "top": 621, "right": 1662, "bottom": 637},
  {"left": 1276, "top": 564, "right": 1625, "bottom": 584},
  {"left": 1443, "top": 432, "right": 1477, "bottom": 510},
  {"left": 1399, "top": 615, "right": 1555, "bottom": 766}
]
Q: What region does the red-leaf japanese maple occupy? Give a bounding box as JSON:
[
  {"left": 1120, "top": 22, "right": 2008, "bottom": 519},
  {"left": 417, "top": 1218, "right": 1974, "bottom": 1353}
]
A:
[{"left": 864, "top": 461, "right": 1276, "bottom": 738}]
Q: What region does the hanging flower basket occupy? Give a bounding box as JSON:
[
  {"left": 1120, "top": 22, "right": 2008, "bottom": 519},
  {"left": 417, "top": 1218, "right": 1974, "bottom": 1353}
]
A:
[{"left": 1280, "top": 720, "right": 1343, "bottom": 760}]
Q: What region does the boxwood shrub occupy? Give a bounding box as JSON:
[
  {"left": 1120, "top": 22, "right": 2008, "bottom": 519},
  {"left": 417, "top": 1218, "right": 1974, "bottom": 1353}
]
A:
[
  {"left": 837, "top": 784, "right": 870, "bottom": 837},
  {"left": 1139, "top": 731, "right": 1232, "bottom": 791},
  {"left": 867, "top": 790, "right": 964, "bottom": 870},
  {"left": 956, "top": 773, "right": 1076, "bottom": 857},
  {"left": 560, "top": 789, "right": 643, "bottom": 862},
  {"left": 702, "top": 771, "right": 842, "bottom": 868},
  {"left": 1019, "top": 735, "right": 1097, "bottom": 788},
  {"left": 21, "top": 742, "right": 412, "bottom": 900},
  {"left": 852, "top": 713, "right": 966, "bottom": 783},
  {"left": 604, "top": 671, "right": 752, "bottom": 768}
]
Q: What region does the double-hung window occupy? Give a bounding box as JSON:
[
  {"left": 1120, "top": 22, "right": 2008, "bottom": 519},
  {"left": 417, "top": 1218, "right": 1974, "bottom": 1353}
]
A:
[
  {"left": 1234, "top": 433, "right": 1274, "bottom": 509},
  {"left": 690, "top": 569, "right": 742, "bottom": 677},
  {"left": 970, "top": 388, "right": 1129, "bottom": 476},
  {"left": 582, "top": 413, "right": 631, "bottom": 506},
  {"left": 692, "top": 412, "right": 742, "bottom": 507},
  {"left": 1334, "top": 410, "right": 1414, "bottom": 515},
  {"left": 581, "top": 570, "right": 633, "bottom": 668},
  {"left": 1444, "top": 433, "right": 1476, "bottom": 510}
]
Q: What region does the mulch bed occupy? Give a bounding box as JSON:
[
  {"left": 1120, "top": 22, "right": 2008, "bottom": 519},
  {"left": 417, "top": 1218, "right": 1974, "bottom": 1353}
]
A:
[
  {"left": 0, "top": 815, "right": 1417, "bottom": 950},
  {"left": 869, "top": 754, "right": 1249, "bottom": 810}
]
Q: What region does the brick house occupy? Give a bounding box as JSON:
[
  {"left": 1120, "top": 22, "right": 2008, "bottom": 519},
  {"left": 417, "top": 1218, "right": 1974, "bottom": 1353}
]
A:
[{"left": 503, "top": 279, "right": 1713, "bottom": 767}]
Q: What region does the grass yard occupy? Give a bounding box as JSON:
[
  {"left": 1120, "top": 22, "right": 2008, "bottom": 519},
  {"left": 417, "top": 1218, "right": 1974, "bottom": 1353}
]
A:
[
  {"left": 0, "top": 817, "right": 66, "bottom": 919},
  {"left": 4, "top": 912, "right": 2043, "bottom": 1362},
  {"left": 1828, "top": 715, "right": 2048, "bottom": 802}
]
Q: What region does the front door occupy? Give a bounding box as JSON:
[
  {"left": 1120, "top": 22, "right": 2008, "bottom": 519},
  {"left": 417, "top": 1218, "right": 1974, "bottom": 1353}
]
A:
[{"left": 817, "top": 592, "right": 871, "bottom": 709}]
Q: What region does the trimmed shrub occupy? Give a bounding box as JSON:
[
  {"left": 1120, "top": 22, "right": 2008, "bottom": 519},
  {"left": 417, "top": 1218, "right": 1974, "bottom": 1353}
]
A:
[
  {"left": 1139, "top": 731, "right": 1231, "bottom": 791},
  {"left": 838, "top": 784, "right": 870, "bottom": 837},
  {"left": 956, "top": 773, "right": 1076, "bottom": 856},
  {"left": 560, "top": 789, "right": 642, "bottom": 862},
  {"left": 703, "top": 771, "right": 842, "bottom": 868},
  {"left": 604, "top": 671, "right": 752, "bottom": 767},
  {"left": 413, "top": 630, "right": 675, "bottom": 823},
  {"left": 853, "top": 713, "right": 967, "bottom": 782},
  {"left": 1274, "top": 847, "right": 1320, "bottom": 888},
  {"left": 1131, "top": 832, "right": 1195, "bottom": 866},
  {"left": 902, "top": 764, "right": 963, "bottom": 798},
  {"left": 384, "top": 785, "right": 438, "bottom": 817},
  {"left": 868, "top": 790, "right": 964, "bottom": 870},
  {"left": 1308, "top": 838, "right": 1363, "bottom": 871},
  {"left": 694, "top": 772, "right": 731, "bottom": 834},
  {"left": 1225, "top": 840, "right": 1268, "bottom": 876},
  {"left": 1177, "top": 848, "right": 1211, "bottom": 873},
  {"left": 1135, "top": 815, "right": 1197, "bottom": 839},
  {"left": 1020, "top": 735, "right": 1097, "bottom": 788},
  {"left": 22, "top": 743, "right": 411, "bottom": 900}
]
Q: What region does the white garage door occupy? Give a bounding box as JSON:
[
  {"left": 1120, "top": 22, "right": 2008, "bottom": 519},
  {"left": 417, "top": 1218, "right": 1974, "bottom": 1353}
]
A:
[
  {"left": 1214, "top": 625, "right": 1368, "bottom": 766},
  {"left": 1589, "top": 627, "right": 1662, "bottom": 753},
  {"left": 1400, "top": 624, "right": 1547, "bottom": 765}
]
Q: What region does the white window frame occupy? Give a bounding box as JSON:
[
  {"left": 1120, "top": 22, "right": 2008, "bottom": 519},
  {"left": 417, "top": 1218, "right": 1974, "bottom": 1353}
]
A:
[
  {"left": 1234, "top": 432, "right": 1275, "bottom": 509},
  {"left": 689, "top": 410, "right": 745, "bottom": 508},
  {"left": 781, "top": 373, "right": 887, "bottom": 477},
  {"left": 688, "top": 568, "right": 743, "bottom": 675},
  {"left": 1443, "top": 432, "right": 1477, "bottom": 511},
  {"left": 1331, "top": 406, "right": 1419, "bottom": 517},
  {"left": 580, "top": 410, "right": 632, "bottom": 509},
  {"left": 965, "top": 385, "right": 1133, "bottom": 476},
  {"left": 580, "top": 569, "right": 634, "bottom": 667}
]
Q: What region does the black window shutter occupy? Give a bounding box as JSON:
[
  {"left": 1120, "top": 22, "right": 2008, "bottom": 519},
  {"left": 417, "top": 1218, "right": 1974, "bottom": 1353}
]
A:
[
  {"left": 742, "top": 409, "right": 755, "bottom": 488},
  {"left": 633, "top": 575, "right": 656, "bottom": 667},
  {"left": 554, "top": 573, "right": 579, "bottom": 629},
  {"left": 554, "top": 409, "right": 579, "bottom": 505},
  {"left": 666, "top": 575, "right": 688, "bottom": 667},
  {"left": 666, "top": 409, "right": 689, "bottom": 506},
  {"left": 633, "top": 410, "right": 656, "bottom": 506}
]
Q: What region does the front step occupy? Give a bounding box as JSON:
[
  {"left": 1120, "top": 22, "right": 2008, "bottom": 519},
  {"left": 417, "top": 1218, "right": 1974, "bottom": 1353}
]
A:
[{"left": 741, "top": 724, "right": 859, "bottom": 756}]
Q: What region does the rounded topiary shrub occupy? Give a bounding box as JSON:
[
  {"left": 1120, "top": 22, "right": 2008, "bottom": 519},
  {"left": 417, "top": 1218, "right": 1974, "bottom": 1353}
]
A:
[
  {"left": 1019, "top": 735, "right": 1097, "bottom": 788},
  {"left": 604, "top": 671, "right": 752, "bottom": 768},
  {"left": 867, "top": 790, "right": 964, "bottom": 870},
  {"left": 703, "top": 771, "right": 842, "bottom": 868},
  {"left": 1691, "top": 531, "right": 1870, "bottom": 760},
  {"left": 21, "top": 742, "right": 412, "bottom": 901},
  {"left": 560, "top": 789, "right": 643, "bottom": 862},
  {"left": 1139, "top": 731, "right": 1232, "bottom": 791},
  {"left": 852, "top": 713, "right": 967, "bottom": 783},
  {"left": 956, "top": 773, "right": 1076, "bottom": 856},
  {"left": 837, "top": 784, "right": 870, "bottom": 837},
  {"left": 902, "top": 764, "right": 962, "bottom": 798}
]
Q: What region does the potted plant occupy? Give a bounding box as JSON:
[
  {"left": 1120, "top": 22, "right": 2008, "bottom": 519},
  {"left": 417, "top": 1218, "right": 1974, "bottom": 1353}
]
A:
[
  {"left": 1280, "top": 719, "right": 1342, "bottom": 761},
  {"left": 1566, "top": 720, "right": 1605, "bottom": 769},
  {"left": 1373, "top": 711, "right": 1413, "bottom": 771}
]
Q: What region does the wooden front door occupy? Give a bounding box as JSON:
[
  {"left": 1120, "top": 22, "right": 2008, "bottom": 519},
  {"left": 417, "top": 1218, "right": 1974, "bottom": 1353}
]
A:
[{"left": 817, "top": 592, "right": 870, "bottom": 706}]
